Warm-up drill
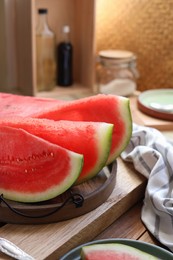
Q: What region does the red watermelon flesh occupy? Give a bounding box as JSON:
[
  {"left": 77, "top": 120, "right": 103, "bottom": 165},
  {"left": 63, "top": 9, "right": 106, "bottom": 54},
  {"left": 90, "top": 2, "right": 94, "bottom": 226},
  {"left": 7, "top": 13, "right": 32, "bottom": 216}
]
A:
[
  {"left": 0, "top": 126, "right": 83, "bottom": 202},
  {"left": 34, "top": 94, "right": 132, "bottom": 164},
  {"left": 0, "top": 93, "right": 132, "bottom": 164},
  {"left": 81, "top": 243, "right": 157, "bottom": 260},
  {"left": 0, "top": 117, "right": 113, "bottom": 184},
  {"left": 0, "top": 92, "right": 63, "bottom": 118}
]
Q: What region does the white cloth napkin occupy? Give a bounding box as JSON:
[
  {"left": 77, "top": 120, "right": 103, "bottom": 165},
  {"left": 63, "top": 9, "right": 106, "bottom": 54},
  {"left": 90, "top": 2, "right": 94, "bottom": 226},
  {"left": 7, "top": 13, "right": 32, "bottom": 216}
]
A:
[{"left": 121, "top": 123, "right": 173, "bottom": 252}]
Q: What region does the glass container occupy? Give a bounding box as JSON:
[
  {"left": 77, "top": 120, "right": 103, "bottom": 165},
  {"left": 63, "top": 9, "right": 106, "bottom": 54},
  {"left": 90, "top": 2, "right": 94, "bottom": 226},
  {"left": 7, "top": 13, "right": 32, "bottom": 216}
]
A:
[
  {"left": 36, "top": 8, "right": 56, "bottom": 92},
  {"left": 96, "top": 50, "right": 139, "bottom": 96}
]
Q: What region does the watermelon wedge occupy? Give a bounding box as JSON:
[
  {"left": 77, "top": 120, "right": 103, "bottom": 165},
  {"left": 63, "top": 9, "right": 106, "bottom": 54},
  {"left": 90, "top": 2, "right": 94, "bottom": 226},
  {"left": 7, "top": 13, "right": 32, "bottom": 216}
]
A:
[
  {"left": 0, "top": 92, "right": 63, "bottom": 118},
  {"left": 0, "top": 126, "right": 83, "bottom": 203},
  {"left": 0, "top": 93, "right": 132, "bottom": 164},
  {"left": 34, "top": 94, "right": 132, "bottom": 164},
  {"left": 81, "top": 243, "right": 157, "bottom": 260},
  {"left": 0, "top": 118, "right": 113, "bottom": 184}
]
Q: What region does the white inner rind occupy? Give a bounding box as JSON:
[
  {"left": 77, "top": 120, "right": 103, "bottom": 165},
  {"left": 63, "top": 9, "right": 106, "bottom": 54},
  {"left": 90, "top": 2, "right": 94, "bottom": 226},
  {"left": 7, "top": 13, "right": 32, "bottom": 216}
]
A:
[
  {"left": 97, "top": 123, "right": 113, "bottom": 168},
  {"left": 107, "top": 96, "right": 132, "bottom": 164},
  {"left": 77, "top": 123, "right": 113, "bottom": 183}
]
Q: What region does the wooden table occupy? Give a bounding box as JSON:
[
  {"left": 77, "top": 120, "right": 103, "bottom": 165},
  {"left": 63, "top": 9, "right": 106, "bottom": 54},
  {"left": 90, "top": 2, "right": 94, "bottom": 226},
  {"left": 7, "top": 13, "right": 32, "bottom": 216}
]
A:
[
  {"left": 0, "top": 94, "right": 173, "bottom": 259},
  {"left": 95, "top": 201, "right": 165, "bottom": 247}
]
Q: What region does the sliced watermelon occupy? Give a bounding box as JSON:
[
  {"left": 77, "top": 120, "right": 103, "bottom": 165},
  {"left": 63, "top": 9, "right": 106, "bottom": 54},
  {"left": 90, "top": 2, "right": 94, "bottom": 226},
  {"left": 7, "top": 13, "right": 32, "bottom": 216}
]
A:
[
  {"left": 34, "top": 94, "right": 132, "bottom": 164},
  {"left": 0, "top": 126, "right": 83, "bottom": 202},
  {"left": 0, "top": 93, "right": 132, "bottom": 164},
  {"left": 0, "top": 118, "right": 113, "bottom": 184},
  {"left": 0, "top": 92, "right": 63, "bottom": 118},
  {"left": 81, "top": 243, "right": 157, "bottom": 260}
]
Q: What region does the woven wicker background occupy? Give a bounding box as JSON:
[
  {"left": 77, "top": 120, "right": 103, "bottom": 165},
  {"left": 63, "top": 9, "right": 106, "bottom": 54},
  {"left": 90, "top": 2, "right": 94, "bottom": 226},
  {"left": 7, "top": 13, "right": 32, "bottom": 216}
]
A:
[{"left": 96, "top": 0, "right": 173, "bottom": 91}]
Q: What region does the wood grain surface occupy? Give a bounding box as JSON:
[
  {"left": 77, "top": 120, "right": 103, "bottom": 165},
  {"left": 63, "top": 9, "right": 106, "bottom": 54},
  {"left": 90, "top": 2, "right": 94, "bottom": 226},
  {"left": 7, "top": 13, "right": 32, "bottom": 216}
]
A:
[{"left": 95, "top": 201, "right": 170, "bottom": 251}]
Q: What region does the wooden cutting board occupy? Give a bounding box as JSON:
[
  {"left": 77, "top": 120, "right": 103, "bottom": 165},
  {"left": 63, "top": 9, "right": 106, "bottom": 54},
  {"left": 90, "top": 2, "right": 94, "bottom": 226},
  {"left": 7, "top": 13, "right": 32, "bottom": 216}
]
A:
[
  {"left": 130, "top": 94, "right": 173, "bottom": 130},
  {"left": 0, "top": 158, "right": 147, "bottom": 260}
]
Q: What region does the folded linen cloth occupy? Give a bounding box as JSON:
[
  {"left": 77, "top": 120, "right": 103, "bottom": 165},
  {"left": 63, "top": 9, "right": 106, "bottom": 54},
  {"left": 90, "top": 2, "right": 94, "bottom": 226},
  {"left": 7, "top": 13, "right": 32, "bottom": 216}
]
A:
[{"left": 121, "top": 123, "right": 173, "bottom": 252}]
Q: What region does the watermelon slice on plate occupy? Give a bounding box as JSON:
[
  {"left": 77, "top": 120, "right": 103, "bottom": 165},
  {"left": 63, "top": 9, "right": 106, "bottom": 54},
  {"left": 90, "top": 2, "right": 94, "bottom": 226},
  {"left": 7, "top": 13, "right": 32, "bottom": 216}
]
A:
[
  {"left": 60, "top": 239, "right": 173, "bottom": 260},
  {"left": 81, "top": 243, "right": 157, "bottom": 260},
  {"left": 0, "top": 118, "right": 113, "bottom": 184},
  {"left": 0, "top": 126, "right": 83, "bottom": 203}
]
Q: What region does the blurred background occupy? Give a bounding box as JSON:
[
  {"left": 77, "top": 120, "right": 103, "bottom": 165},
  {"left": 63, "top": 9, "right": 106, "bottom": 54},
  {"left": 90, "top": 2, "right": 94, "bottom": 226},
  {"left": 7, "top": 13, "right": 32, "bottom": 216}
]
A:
[
  {"left": 96, "top": 0, "right": 173, "bottom": 91},
  {"left": 1, "top": 0, "right": 173, "bottom": 95}
]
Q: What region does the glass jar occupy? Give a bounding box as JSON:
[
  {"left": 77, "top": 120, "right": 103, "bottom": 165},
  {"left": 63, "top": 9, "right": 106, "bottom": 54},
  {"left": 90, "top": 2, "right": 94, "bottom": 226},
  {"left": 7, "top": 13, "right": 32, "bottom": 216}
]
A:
[{"left": 96, "top": 50, "right": 139, "bottom": 96}]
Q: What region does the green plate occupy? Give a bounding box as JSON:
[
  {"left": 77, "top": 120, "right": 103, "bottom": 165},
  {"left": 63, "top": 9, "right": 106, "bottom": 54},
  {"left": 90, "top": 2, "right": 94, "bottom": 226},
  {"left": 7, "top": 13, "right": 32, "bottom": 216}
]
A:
[
  {"left": 137, "top": 89, "right": 173, "bottom": 121},
  {"left": 60, "top": 238, "right": 173, "bottom": 259}
]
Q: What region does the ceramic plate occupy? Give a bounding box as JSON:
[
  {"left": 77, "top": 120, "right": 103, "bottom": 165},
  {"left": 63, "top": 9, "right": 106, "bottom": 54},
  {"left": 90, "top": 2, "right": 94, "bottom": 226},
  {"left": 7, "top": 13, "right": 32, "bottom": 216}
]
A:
[
  {"left": 60, "top": 238, "right": 173, "bottom": 260},
  {"left": 137, "top": 89, "right": 173, "bottom": 121}
]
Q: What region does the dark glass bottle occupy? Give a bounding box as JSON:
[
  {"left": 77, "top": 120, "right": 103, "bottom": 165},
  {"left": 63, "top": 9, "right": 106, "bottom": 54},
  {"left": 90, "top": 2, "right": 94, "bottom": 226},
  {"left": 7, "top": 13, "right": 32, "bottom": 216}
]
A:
[{"left": 57, "top": 25, "right": 73, "bottom": 86}]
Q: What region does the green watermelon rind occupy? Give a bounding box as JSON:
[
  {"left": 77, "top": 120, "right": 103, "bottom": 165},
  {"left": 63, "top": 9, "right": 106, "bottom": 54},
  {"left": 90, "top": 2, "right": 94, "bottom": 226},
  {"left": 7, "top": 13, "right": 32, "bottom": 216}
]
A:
[
  {"left": 107, "top": 96, "right": 132, "bottom": 164},
  {"left": 81, "top": 243, "right": 158, "bottom": 259},
  {"left": 76, "top": 123, "right": 113, "bottom": 184},
  {"left": 0, "top": 150, "right": 83, "bottom": 203}
]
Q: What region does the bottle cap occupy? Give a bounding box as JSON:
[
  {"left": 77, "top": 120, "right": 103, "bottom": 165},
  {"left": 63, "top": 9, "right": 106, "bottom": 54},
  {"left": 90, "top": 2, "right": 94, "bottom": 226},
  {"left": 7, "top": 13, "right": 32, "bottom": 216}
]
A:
[
  {"left": 62, "top": 25, "right": 70, "bottom": 34},
  {"left": 38, "top": 9, "right": 48, "bottom": 14}
]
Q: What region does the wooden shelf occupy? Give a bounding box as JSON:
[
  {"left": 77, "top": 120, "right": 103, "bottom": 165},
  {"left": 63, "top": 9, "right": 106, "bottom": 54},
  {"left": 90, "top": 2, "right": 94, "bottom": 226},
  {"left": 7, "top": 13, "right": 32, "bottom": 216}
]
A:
[
  {"left": 36, "top": 85, "right": 95, "bottom": 100},
  {"left": 1, "top": 0, "right": 96, "bottom": 96}
]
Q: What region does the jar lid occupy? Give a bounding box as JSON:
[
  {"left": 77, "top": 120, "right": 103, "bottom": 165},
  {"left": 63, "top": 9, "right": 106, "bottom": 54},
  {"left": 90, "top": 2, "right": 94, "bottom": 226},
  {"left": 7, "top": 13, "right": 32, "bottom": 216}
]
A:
[{"left": 99, "top": 50, "right": 136, "bottom": 61}]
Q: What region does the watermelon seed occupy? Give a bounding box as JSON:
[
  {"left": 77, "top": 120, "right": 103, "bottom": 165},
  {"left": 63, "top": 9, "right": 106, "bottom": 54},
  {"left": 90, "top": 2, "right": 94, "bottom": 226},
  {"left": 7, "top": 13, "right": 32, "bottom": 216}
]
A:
[
  {"left": 0, "top": 151, "right": 55, "bottom": 166},
  {"left": 24, "top": 169, "right": 28, "bottom": 173},
  {"left": 42, "top": 151, "right": 47, "bottom": 157}
]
